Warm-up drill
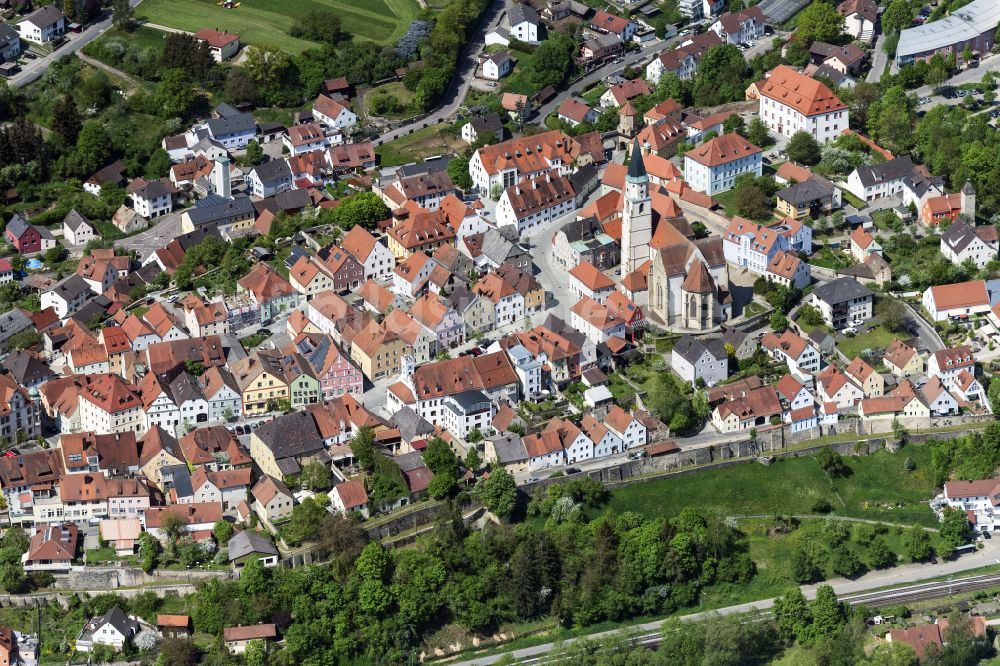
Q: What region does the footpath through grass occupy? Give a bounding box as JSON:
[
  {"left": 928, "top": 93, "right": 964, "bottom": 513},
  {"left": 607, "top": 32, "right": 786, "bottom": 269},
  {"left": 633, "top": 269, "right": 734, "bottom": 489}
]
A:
[{"left": 601, "top": 445, "right": 938, "bottom": 526}]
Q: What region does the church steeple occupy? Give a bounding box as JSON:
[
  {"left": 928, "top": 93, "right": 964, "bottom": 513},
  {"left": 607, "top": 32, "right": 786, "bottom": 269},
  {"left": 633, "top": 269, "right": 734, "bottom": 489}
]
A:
[{"left": 626, "top": 138, "right": 647, "bottom": 184}]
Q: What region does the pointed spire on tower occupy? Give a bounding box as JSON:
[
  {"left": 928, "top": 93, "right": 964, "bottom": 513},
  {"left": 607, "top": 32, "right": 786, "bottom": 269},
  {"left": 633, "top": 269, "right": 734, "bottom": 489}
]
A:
[{"left": 626, "top": 138, "right": 647, "bottom": 183}]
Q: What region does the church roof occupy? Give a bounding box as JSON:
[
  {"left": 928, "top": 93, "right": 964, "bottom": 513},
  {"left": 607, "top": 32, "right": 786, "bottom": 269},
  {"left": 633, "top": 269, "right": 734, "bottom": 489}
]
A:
[
  {"left": 626, "top": 139, "right": 647, "bottom": 182},
  {"left": 681, "top": 260, "right": 715, "bottom": 293}
]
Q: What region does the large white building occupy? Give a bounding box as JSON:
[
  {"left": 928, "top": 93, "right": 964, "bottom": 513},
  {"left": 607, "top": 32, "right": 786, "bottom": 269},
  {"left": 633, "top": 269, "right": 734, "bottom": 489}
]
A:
[
  {"left": 495, "top": 171, "right": 575, "bottom": 234},
  {"left": 468, "top": 130, "right": 602, "bottom": 195},
  {"left": 809, "top": 277, "right": 873, "bottom": 330},
  {"left": 756, "top": 65, "right": 848, "bottom": 143},
  {"left": 722, "top": 217, "right": 788, "bottom": 276},
  {"left": 683, "top": 133, "right": 762, "bottom": 195}
]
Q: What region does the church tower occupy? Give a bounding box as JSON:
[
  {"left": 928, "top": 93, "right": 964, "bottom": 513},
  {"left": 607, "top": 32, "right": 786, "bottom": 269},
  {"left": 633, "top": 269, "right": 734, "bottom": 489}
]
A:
[{"left": 621, "top": 138, "right": 653, "bottom": 275}]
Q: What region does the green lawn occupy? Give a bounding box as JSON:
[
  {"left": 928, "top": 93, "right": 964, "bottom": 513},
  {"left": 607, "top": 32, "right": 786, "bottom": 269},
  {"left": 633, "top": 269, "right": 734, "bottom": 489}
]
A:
[
  {"left": 376, "top": 122, "right": 468, "bottom": 167},
  {"left": 136, "top": 0, "right": 421, "bottom": 53},
  {"left": 501, "top": 46, "right": 542, "bottom": 96},
  {"left": 580, "top": 84, "right": 607, "bottom": 106},
  {"left": 841, "top": 190, "right": 866, "bottom": 209},
  {"left": 808, "top": 244, "right": 854, "bottom": 270},
  {"left": 837, "top": 325, "right": 902, "bottom": 359},
  {"left": 367, "top": 80, "right": 418, "bottom": 118},
  {"left": 602, "top": 445, "right": 939, "bottom": 526}
]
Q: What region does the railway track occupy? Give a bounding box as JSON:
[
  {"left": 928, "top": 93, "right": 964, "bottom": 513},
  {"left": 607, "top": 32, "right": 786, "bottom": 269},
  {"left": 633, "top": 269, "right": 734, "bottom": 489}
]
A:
[{"left": 500, "top": 572, "right": 1000, "bottom": 665}]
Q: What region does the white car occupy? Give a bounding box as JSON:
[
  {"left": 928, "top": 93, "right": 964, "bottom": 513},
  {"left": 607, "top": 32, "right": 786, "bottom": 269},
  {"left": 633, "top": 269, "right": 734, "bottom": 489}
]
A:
[{"left": 842, "top": 326, "right": 858, "bottom": 335}]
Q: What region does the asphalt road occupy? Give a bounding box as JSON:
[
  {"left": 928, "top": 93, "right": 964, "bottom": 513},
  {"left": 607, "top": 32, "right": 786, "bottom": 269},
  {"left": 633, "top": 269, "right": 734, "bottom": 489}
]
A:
[
  {"left": 7, "top": 0, "right": 143, "bottom": 89},
  {"left": 371, "top": 0, "right": 505, "bottom": 146},
  {"left": 533, "top": 41, "right": 668, "bottom": 121},
  {"left": 867, "top": 35, "right": 888, "bottom": 84},
  {"left": 456, "top": 540, "right": 1000, "bottom": 665}
]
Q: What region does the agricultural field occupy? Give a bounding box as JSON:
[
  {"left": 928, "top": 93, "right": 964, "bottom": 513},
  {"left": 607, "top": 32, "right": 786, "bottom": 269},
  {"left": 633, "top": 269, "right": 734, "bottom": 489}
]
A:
[{"left": 135, "top": 0, "right": 422, "bottom": 53}]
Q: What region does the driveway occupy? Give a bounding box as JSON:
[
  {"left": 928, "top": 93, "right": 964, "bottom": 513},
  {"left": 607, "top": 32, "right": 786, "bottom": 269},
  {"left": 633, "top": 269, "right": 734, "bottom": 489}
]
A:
[{"left": 7, "top": 0, "right": 143, "bottom": 89}]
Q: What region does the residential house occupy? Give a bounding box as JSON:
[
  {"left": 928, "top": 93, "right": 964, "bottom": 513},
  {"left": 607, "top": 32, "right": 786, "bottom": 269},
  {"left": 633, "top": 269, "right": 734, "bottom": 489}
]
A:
[
  {"left": 16, "top": 5, "right": 65, "bottom": 44},
  {"left": 223, "top": 624, "right": 277, "bottom": 655},
  {"left": 467, "top": 129, "right": 603, "bottom": 196},
  {"left": 245, "top": 160, "right": 292, "bottom": 198},
  {"left": 509, "top": 2, "right": 539, "bottom": 41},
  {"left": 5, "top": 214, "right": 50, "bottom": 255},
  {"left": 75, "top": 607, "right": 144, "bottom": 653},
  {"left": 839, "top": 0, "right": 877, "bottom": 41},
  {"left": 62, "top": 210, "right": 97, "bottom": 246},
  {"left": 568, "top": 260, "right": 615, "bottom": 304},
  {"left": 331, "top": 479, "right": 370, "bottom": 518},
  {"left": 249, "top": 410, "right": 326, "bottom": 481},
  {"left": 710, "top": 7, "right": 766, "bottom": 44},
  {"left": 845, "top": 356, "right": 884, "bottom": 398},
  {"left": 928, "top": 345, "right": 976, "bottom": 388},
  {"left": 588, "top": 10, "right": 637, "bottom": 42},
  {"left": 600, "top": 78, "right": 651, "bottom": 109},
  {"left": 0, "top": 23, "right": 21, "bottom": 62},
  {"left": 22, "top": 523, "right": 77, "bottom": 572},
  {"left": 884, "top": 339, "right": 923, "bottom": 377},
  {"left": 922, "top": 280, "right": 990, "bottom": 321},
  {"left": 940, "top": 220, "right": 998, "bottom": 269},
  {"left": 392, "top": 252, "right": 438, "bottom": 298},
  {"left": 339, "top": 226, "right": 395, "bottom": 282},
  {"left": 808, "top": 277, "right": 873, "bottom": 329},
  {"left": 482, "top": 51, "right": 513, "bottom": 80},
  {"left": 766, "top": 251, "right": 810, "bottom": 289},
  {"left": 775, "top": 176, "right": 840, "bottom": 220},
  {"left": 496, "top": 170, "right": 576, "bottom": 234},
  {"left": 350, "top": 320, "right": 406, "bottom": 381},
  {"left": 570, "top": 296, "right": 626, "bottom": 345},
  {"left": 231, "top": 352, "right": 288, "bottom": 416},
  {"left": 761, "top": 329, "right": 821, "bottom": 376},
  {"left": 473, "top": 272, "right": 524, "bottom": 327},
  {"left": 283, "top": 123, "right": 331, "bottom": 156},
  {"left": 78, "top": 374, "right": 143, "bottom": 435},
  {"left": 237, "top": 263, "right": 299, "bottom": 324},
  {"left": 849, "top": 226, "right": 881, "bottom": 262},
  {"left": 817, "top": 365, "right": 864, "bottom": 408},
  {"left": 199, "top": 366, "right": 243, "bottom": 422},
  {"left": 128, "top": 178, "right": 174, "bottom": 219},
  {"left": 251, "top": 475, "right": 294, "bottom": 525},
  {"left": 711, "top": 385, "right": 783, "bottom": 433},
  {"left": 671, "top": 335, "right": 728, "bottom": 386},
  {"left": 312, "top": 94, "right": 357, "bottom": 130},
  {"left": 461, "top": 112, "right": 503, "bottom": 144},
  {"left": 204, "top": 109, "right": 256, "bottom": 150},
  {"left": 845, "top": 156, "right": 920, "bottom": 202},
  {"left": 228, "top": 530, "right": 279, "bottom": 569},
  {"left": 557, "top": 98, "right": 598, "bottom": 127},
  {"left": 193, "top": 28, "right": 240, "bottom": 61}
]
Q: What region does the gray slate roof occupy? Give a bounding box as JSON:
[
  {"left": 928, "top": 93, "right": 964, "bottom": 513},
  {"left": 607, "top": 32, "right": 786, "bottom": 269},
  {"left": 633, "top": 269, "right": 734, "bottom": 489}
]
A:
[
  {"left": 488, "top": 433, "right": 527, "bottom": 464},
  {"left": 469, "top": 112, "right": 503, "bottom": 136},
  {"left": 255, "top": 410, "right": 324, "bottom": 459},
  {"left": 49, "top": 275, "right": 91, "bottom": 302},
  {"left": 390, "top": 406, "right": 435, "bottom": 441},
  {"left": 0, "top": 310, "right": 33, "bottom": 343},
  {"left": 812, "top": 276, "right": 873, "bottom": 305},
  {"left": 21, "top": 4, "right": 64, "bottom": 28},
  {"left": 673, "top": 335, "right": 726, "bottom": 364},
  {"left": 94, "top": 606, "right": 138, "bottom": 638},
  {"left": 776, "top": 178, "right": 835, "bottom": 206},
  {"left": 206, "top": 112, "right": 255, "bottom": 138},
  {"left": 63, "top": 209, "right": 92, "bottom": 232},
  {"left": 853, "top": 156, "right": 916, "bottom": 188},
  {"left": 509, "top": 1, "right": 539, "bottom": 26},
  {"left": 5, "top": 214, "right": 29, "bottom": 240},
  {"left": 186, "top": 196, "right": 255, "bottom": 228},
  {"left": 228, "top": 530, "right": 278, "bottom": 561},
  {"left": 251, "top": 159, "right": 291, "bottom": 184}
]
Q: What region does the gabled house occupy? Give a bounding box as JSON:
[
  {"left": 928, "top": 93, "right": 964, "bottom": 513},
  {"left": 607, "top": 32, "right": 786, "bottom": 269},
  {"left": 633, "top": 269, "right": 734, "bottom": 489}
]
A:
[
  {"left": 339, "top": 226, "right": 396, "bottom": 282},
  {"left": 16, "top": 4, "right": 65, "bottom": 44},
  {"left": 884, "top": 339, "right": 923, "bottom": 377},
  {"left": 761, "top": 329, "right": 821, "bottom": 376},
  {"left": 671, "top": 335, "right": 727, "bottom": 386},
  {"left": 922, "top": 280, "right": 990, "bottom": 321},
  {"left": 711, "top": 385, "right": 783, "bottom": 433},
  {"left": 940, "top": 220, "right": 998, "bottom": 269},
  {"left": 845, "top": 356, "right": 884, "bottom": 398},
  {"left": 927, "top": 345, "right": 975, "bottom": 388},
  {"left": 816, "top": 365, "right": 864, "bottom": 409}
]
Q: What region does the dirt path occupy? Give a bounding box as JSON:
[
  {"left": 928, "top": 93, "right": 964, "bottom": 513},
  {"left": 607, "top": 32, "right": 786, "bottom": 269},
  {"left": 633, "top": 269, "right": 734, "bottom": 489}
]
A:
[{"left": 76, "top": 51, "right": 139, "bottom": 92}]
